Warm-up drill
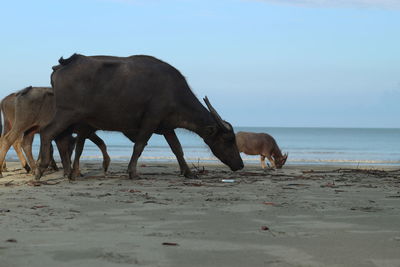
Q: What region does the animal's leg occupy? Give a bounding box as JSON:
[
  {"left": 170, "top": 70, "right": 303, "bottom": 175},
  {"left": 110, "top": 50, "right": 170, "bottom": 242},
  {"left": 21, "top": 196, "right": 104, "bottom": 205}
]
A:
[
  {"left": 55, "top": 132, "right": 74, "bottom": 179},
  {"left": 67, "top": 135, "right": 76, "bottom": 160},
  {"left": 49, "top": 144, "right": 59, "bottom": 171},
  {"left": 36, "top": 142, "right": 58, "bottom": 171},
  {"left": 260, "top": 155, "right": 266, "bottom": 169},
  {"left": 36, "top": 112, "right": 78, "bottom": 180},
  {"left": 127, "top": 119, "right": 157, "bottom": 179},
  {"left": 13, "top": 137, "right": 31, "bottom": 173},
  {"left": 0, "top": 131, "right": 24, "bottom": 178},
  {"left": 22, "top": 131, "right": 36, "bottom": 173},
  {"left": 1, "top": 120, "right": 11, "bottom": 171},
  {"left": 36, "top": 137, "right": 54, "bottom": 180},
  {"left": 70, "top": 135, "right": 85, "bottom": 180},
  {"left": 88, "top": 133, "right": 110, "bottom": 174},
  {"left": 266, "top": 155, "right": 276, "bottom": 169},
  {"left": 164, "top": 130, "right": 195, "bottom": 178}
]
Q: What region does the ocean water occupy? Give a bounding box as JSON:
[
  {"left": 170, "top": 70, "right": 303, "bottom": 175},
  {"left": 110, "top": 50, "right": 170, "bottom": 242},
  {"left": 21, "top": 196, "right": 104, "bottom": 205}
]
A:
[{"left": 5, "top": 127, "right": 400, "bottom": 166}]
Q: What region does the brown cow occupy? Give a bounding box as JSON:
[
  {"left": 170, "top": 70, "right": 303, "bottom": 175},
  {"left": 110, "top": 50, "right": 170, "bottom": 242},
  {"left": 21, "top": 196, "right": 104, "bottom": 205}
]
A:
[
  {"left": 236, "top": 131, "right": 288, "bottom": 169},
  {"left": 0, "top": 86, "right": 110, "bottom": 178}
]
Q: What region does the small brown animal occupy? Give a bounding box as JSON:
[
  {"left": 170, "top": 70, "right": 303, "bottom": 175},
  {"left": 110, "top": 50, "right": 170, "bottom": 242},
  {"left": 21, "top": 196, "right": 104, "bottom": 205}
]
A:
[
  {"left": 236, "top": 131, "right": 288, "bottom": 169},
  {"left": 0, "top": 86, "right": 110, "bottom": 178}
]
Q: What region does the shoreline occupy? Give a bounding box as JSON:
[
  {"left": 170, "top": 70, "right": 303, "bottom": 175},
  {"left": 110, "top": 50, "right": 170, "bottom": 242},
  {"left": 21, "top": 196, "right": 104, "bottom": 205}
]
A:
[
  {"left": 4, "top": 158, "right": 400, "bottom": 172},
  {"left": 1, "top": 161, "right": 400, "bottom": 266},
  {"left": 7, "top": 156, "right": 400, "bottom": 168}
]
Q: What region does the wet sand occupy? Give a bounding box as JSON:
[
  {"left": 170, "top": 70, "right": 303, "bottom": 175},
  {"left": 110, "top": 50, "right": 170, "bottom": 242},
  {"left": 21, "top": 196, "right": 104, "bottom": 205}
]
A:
[{"left": 0, "top": 161, "right": 400, "bottom": 267}]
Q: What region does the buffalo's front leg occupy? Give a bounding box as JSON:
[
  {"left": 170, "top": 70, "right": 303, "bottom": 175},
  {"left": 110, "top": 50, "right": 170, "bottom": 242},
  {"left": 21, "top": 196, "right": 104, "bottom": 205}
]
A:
[
  {"left": 164, "top": 130, "right": 196, "bottom": 179},
  {"left": 265, "top": 155, "right": 276, "bottom": 169},
  {"left": 35, "top": 135, "right": 52, "bottom": 180}
]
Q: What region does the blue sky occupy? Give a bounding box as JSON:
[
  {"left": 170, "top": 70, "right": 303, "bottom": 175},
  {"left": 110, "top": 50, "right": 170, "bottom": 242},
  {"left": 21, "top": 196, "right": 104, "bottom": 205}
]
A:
[{"left": 1, "top": 0, "right": 399, "bottom": 127}]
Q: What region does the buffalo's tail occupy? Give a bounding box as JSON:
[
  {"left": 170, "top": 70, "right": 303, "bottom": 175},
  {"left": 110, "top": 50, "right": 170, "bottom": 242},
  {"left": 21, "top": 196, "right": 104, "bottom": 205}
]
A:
[{"left": 0, "top": 99, "right": 3, "bottom": 137}]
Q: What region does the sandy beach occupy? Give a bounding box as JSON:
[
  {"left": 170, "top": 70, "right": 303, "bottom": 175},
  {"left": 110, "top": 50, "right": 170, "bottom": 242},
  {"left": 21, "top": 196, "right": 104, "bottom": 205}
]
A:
[{"left": 0, "top": 161, "right": 399, "bottom": 267}]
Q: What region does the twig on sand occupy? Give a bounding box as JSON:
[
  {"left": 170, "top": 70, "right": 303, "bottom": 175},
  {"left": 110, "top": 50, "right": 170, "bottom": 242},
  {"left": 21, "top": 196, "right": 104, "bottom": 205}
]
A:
[
  {"left": 26, "top": 179, "right": 63, "bottom": 186},
  {"left": 162, "top": 242, "right": 179, "bottom": 246},
  {"left": 191, "top": 158, "right": 207, "bottom": 175},
  {"left": 303, "top": 168, "right": 400, "bottom": 176},
  {"left": 1, "top": 180, "right": 15, "bottom": 187}
]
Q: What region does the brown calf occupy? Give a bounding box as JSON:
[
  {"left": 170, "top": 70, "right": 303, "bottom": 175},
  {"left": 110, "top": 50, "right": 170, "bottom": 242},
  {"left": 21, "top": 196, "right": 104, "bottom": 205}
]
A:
[
  {"left": 0, "top": 86, "right": 110, "bottom": 178},
  {"left": 236, "top": 131, "right": 288, "bottom": 169}
]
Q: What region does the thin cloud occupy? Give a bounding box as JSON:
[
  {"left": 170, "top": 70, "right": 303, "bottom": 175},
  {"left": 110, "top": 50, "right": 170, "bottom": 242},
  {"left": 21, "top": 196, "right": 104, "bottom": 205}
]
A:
[{"left": 254, "top": 0, "right": 400, "bottom": 9}]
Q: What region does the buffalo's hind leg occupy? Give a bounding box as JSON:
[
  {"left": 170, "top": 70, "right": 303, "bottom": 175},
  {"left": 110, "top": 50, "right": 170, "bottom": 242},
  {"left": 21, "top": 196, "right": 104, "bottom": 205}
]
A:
[
  {"left": 164, "top": 130, "right": 196, "bottom": 179},
  {"left": 21, "top": 130, "right": 36, "bottom": 173},
  {"left": 36, "top": 112, "right": 78, "bottom": 180},
  {"left": 127, "top": 118, "right": 159, "bottom": 179},
  {"left": 13, "top": 137, "right": 31, "bottom": 173},
  {"left": 88, "top": 133, "right": 110, "bottom": 175},
  {"left": 128, "top": 139, "right": 150, "bottom": 179},
  {"left": 0, "top": 131, "right": 26, "bottom": 177},
  {"left": 55, "top": 131, "right": 75, "bottom": 179},
  {"left": 49, "top": 144, "right": 59, "bottom": 171},
  {"left": 70, "top": 134, "right": 85, "bottom": 180}
]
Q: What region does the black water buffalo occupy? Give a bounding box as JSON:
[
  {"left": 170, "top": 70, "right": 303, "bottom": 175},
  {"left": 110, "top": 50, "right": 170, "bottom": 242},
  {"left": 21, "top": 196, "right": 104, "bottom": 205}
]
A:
[{"left": 35, "top": 54, "right": 243, "bottom": 179}]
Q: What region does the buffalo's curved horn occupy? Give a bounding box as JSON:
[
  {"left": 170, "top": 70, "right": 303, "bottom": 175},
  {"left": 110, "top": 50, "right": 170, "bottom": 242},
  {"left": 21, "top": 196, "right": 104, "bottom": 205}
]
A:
[{"left": 203, "top": 96, "right": 232, "bottom": 131}]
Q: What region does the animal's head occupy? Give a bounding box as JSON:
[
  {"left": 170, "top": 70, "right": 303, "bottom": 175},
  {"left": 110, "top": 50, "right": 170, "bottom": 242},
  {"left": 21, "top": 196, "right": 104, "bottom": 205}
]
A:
[
  {"left": 203, "top": 97, "right": 244, "bottom": 171},
  {"left": 275, "top": 153, "right": 288, "bottom": 169}
]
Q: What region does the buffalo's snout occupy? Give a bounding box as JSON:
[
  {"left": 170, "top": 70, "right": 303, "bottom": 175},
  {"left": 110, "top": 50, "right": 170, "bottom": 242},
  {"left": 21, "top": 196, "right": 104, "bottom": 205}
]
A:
[{"left": 230, "top": 161, "right": 244, "bottom": 171}]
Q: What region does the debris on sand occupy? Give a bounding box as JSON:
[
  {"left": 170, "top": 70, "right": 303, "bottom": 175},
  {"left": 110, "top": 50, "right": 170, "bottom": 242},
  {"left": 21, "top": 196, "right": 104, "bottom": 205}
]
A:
[
  {"left": 162, "top": 242, "right": 179, "bottom": 246},
  {"left": 30, "top": 205, "right": 48, "bottom": 209},
  {"left": 262, "top": 202, "right": 276, "bottom": 206}
]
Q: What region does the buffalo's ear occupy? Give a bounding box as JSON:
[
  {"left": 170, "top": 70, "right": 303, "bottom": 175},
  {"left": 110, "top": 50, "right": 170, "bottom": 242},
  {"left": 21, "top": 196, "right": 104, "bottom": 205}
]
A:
[
  {"left": 282, "top": 153, "right": 288, "bottom": 164},
  {"left": 205, "top": 125, "right": 218, "bottom": 137}
]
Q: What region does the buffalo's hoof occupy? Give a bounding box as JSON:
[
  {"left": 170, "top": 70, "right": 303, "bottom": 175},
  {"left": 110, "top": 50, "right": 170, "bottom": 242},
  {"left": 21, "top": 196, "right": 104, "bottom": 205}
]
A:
[
  {"left": 24, "top": 164, "right": 31, "bottom": 174},
  {"left": 128, "top": 172, "right": 139, "bottom": 180},
  {"left": 184, "top": 172, "right": 198, "bottom": 179},
  {"left": 69, "top": 170, "right": 81, "bottom": 180},
  {"left": 0, "top": 173, "right": 3, "bottom": 178},
  {"left": 103, "top": 157, "right": 111, "bottom": 173},
  {"left": 51, "top": 165, "right": 59, "bottom": 172},
  {"left": 34, "top": 169, "right": 43, "bottom": 181}
]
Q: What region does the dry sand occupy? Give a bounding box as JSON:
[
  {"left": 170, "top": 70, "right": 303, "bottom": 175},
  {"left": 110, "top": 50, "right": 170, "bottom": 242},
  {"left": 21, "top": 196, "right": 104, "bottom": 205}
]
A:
[{"left": 0, "top": 161, "right": 399, "bottom": 267}]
